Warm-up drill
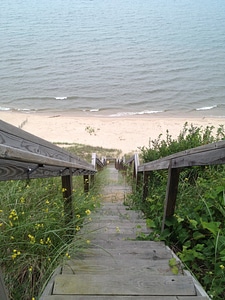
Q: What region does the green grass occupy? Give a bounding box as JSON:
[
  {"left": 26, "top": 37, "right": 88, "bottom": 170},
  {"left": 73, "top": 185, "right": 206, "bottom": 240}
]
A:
[
  {"left": 54, "top": 142, "right": 122, "bottom": 161},
  {"left": 0, "top": 170, "right": 106, "bottom": 299}
]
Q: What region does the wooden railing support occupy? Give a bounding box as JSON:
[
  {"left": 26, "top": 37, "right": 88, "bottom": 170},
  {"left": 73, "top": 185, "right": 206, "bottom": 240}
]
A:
[
  {"left": 61, "top": 171, "right": 74, "bottom": 238},
  {"left": 83, "top": 175, "right": 89, "bottom": 193},
  {"left": 161, "top": 163, "right": 180, "bottom": 232},
  {"left": 142, "top": 171, "right": 151, "bottom": 202},
  {"left": 90, "top": 174, "right": 95, "bottom": 187}
]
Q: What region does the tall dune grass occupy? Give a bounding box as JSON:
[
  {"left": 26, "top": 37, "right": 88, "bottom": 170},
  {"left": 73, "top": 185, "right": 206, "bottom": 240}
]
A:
[{"left": 0, "top": 172, "right": 104, "bottom": 300}]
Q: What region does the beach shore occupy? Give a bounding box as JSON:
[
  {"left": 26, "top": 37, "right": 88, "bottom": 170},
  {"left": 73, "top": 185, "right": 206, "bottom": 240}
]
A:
[{"left": 1, "top": 111, "right": 224, "bottom": 155}]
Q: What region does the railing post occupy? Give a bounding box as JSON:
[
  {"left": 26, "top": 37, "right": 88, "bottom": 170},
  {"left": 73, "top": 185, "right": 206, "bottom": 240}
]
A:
[
  {"left": 142, "top": 170, "right": 150, "bottom": 202},
  {"left": 91, "top": 153, "right": 96, "bottom": 186},
  {"left": 161, "top": 161, "right": 180, "bottom": 232},
  {"left": 84, "top": 175, "right": 89, "bottom": 193},
  {"left": 61, "top": 169, "right": 74, "bottom": 238}
]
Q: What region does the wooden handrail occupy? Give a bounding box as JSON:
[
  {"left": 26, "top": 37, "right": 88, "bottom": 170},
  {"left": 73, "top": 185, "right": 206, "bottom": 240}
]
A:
[
  {"left": 0, "top": 144, "right": 95, "bottom": 171},
  {"left": 138, "top": 140, "right": 225, "bottom": 172}
]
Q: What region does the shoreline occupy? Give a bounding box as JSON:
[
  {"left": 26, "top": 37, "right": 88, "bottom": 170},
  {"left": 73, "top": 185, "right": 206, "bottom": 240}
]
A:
[{"left": 1, "top": 111, "right": 225, "bottom": 155}]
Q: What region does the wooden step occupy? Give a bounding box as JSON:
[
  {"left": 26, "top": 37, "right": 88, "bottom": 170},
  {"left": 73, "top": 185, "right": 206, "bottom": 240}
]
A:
[
  {"left": 44, "top": 297, "right": 209, "bottom": 300},
  {"left": 52, "top": 273, "right": 196, "bottom": 296}
]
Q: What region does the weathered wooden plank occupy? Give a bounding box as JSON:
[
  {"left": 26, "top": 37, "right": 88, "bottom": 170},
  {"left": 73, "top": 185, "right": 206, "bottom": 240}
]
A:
[
  {"left": 0, "top": 159, "right": 81, "bottom": 181},
  {"left": 44, "top": 295, "right": 178, "bottom": 299},
  {"left": 0, "top": 120, "right": 90, "bottom": 166},
  {"left": 76, "top": 248, "right": 172, "bottom": 261},
  {"left": 87, "top": 240, "right": 166, "bottom": 250},
  {"left": 178, "top": 297, "right": 209, "bottom": 300},
  {"left": 0, "top": 144, "right": 95, "bottom": 171},
  {"left": 63, "top": 257, "right": 174, "bottom": 275},
  {"left": 0, "top": 120, "right": 97, "bottom": 181},
  {"left": 53, "top": 274, "right": 196, "bottom": 296}
]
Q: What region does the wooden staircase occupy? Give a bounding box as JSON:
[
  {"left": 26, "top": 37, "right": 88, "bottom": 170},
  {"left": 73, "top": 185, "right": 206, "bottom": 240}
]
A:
[{"left": 40, "top": 164, "right": 210, "bottom": 300}]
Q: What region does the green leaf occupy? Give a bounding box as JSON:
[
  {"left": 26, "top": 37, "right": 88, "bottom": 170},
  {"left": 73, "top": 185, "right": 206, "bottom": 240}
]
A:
[
  {"left": 169, "top": 258, "right": 179, "bottom": 275},
  {"left": 189, "top": 219, "right": 198, "bottom": 229},
  {"left": 169, "top": 257, "right": 177, "bottom": 267},
  {"left": 146, "top": 219, "right": 156, "bottom": 228},
  {"left": 193, "top": 231, "right": 205, "bottom": 240},
  {"left": 201, "top": 221, "right": 221, "bottom": 236}
]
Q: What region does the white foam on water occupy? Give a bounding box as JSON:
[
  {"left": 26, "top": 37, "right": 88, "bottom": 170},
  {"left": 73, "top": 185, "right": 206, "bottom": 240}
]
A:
[
  {"left": 196, "top": 105, "right": 217, "bottom": 111},
  {"left": 0, "top": 107, "right": 11, "bottom": 111},
  {"left": 55, "top": 97, "right": 67, "bottom": 100},
  {"left": 109, "top": 110, "right": 163, "bottom": 117}
]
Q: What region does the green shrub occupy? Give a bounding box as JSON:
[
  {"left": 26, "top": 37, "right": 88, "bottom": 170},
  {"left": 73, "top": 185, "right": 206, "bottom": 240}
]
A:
[{"left": 128, "top": 123, "right": 225, "bottom": 299}]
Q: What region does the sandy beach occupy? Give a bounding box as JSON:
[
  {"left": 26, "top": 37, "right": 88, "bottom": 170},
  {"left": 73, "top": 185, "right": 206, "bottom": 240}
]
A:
[{"left": 1, "top": 111, "right": 225, "bottom": 155}]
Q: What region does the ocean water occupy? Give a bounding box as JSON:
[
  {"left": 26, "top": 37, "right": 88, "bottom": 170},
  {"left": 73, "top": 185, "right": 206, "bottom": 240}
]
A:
[{"left": 0, "top": 0, "right": 225, "bottom": 117}]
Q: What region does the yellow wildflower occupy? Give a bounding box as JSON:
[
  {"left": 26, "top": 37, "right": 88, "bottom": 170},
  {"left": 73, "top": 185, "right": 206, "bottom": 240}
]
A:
[
  {"left": 11, "top": 249, "right": 21, "bottom": 260},
  {"left": 220, "top": 264, "right": 225, "bottom": 270},
  {"left": 9, "top": 209, "right": 18, "bottom": 221},
  {"left": 85, "top": 209, "right": 91, "bottom": 215},
  {"left": 20, "top": 197, "right": 25, "bottom": 203},
  {"left": 28, "top": 234, "right": 35, "bottom": 244}
]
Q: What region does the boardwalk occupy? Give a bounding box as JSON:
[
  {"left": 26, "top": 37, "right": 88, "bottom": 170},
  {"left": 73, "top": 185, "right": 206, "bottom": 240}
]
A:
[{"left": 41, "top": 164, "right": 210, "bottom": 300}]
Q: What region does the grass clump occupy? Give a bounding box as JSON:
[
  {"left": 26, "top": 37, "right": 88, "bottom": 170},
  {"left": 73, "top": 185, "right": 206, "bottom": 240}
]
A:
[
  {"left": 55, "top": 142, "right": 122, "bottom": 162},
  {"left": 0, "top": 173, "right": 104, "bottom": 300},
  {"left": 127, "top": 123, "right": 225, "bottom": 300}
]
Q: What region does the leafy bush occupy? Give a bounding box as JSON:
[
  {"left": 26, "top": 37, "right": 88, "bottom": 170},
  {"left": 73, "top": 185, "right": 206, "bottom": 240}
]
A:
[{"left": 128, "top": 123, "right": 225, "bottom": 299}]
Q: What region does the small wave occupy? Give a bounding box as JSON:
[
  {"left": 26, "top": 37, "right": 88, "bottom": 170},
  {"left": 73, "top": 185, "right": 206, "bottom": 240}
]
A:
[
  {"left": 196, "top": 105, "right": 217, "bottom": 111},
  {"left": 17, "top": 108, "right": 32, "bottom": 112},
  {"left": 55, "top": 97, "right": 67, "bottom": 100},
  {"left": 90, "top": 109, "right": 100, "bottom": 112},
  {"left": 110, "top": 110, "right": 163, "bottom": 117},
  {"left": 82, "top": 108, "right": 100, "bottom": 112},
  {"left": 0, "top": 107, "right": 11, "bottom": 111}
]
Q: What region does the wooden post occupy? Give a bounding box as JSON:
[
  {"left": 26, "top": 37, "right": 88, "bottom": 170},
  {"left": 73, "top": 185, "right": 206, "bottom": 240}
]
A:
[
  {"left": 90, "top": 174, "right": 95, "bottom": 187},
  {"left": 133, "top": 161, "right": 136, "bottom": 180},
  {"left": 161, "top": 162, "right": 180, "bottom": 232},
  {"left": 0, "top": 269, "right": 9, "bottom": 300},
  {"left": 91, "top": 153, "right": 96, "bottom": 187},
  {"left": 61, "top": 170, "right": 74, "bottom": 238},
  {"left": 83, "top": 175, "right": 89, "bottom": 193},
  {"left": 142, "top": 171, "right": 150, "bottom": 202}
]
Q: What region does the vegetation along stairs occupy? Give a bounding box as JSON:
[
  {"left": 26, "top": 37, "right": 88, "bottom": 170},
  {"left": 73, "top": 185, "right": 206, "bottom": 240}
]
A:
[{"left": 41, "top": 162, "right": 210, "bottom": 300}]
